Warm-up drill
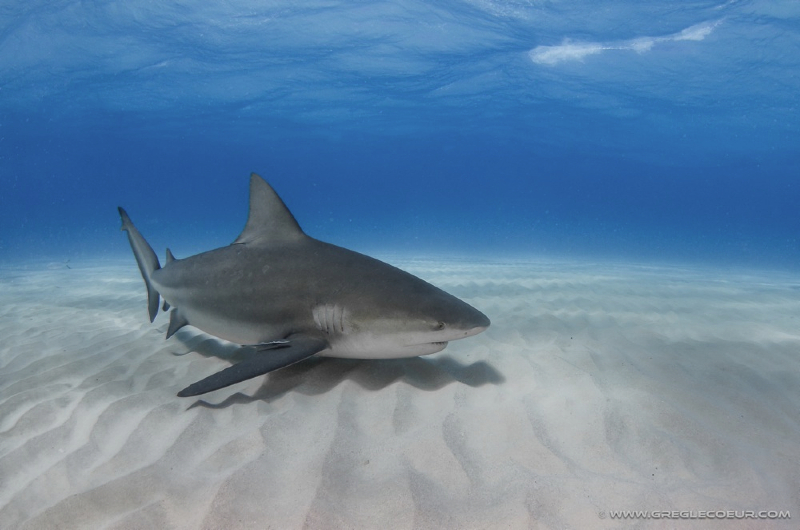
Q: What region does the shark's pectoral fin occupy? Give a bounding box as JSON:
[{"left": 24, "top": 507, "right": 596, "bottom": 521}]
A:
[
  {"left": 252, "top": 340, "right": 290, "bottom": 350},
  {"left": 176, "top": 335, "right": 328, "bottom": 397}
]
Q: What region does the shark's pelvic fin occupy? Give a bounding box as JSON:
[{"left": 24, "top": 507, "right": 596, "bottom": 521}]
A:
[
  {"left": 118, "top": 207, "right": 161, "bottom": 322},
  {"left": 232, "top": 173, "right": 306, "bottom": 246},
  {"left": 176, "top": 334, "right": 328, "bottom": 397},
  {"left": 166, "top": 309, "right": 190, "bottom": 339}
]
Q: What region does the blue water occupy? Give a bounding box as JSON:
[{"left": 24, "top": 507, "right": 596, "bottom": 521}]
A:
[{"left": 2, "top": 1, "right": 799, "bottom": 269}]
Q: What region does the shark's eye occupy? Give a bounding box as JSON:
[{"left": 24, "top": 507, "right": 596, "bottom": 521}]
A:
[{"left": 435, "top": 321, "right": 445, "bottom": 330}]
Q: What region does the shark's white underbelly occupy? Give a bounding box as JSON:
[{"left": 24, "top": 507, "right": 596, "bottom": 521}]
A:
[{"left": 156, "top": 285, "right": 455, "bottom": 360}]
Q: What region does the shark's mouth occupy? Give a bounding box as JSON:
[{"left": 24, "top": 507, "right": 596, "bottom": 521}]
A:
[{"left": 407, "top": 341, "right": 448, "bottom": 350}]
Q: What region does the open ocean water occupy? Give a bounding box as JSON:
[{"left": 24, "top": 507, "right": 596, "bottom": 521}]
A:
[{"left": 1, "top": 0, "right": 798, "bottom": 269}]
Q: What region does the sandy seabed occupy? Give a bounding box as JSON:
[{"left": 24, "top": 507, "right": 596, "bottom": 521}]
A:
[{"left": 1, "top": 257, "right": 799, "bottom": 529}]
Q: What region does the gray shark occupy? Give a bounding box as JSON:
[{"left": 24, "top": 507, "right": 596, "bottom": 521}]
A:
[{"left": 119, "top": 173, "right": 490, "bottom": 397}]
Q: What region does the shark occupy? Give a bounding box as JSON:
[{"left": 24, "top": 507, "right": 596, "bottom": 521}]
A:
[{"left": 119, "top": 173, "right": 490, "bottom": 397}]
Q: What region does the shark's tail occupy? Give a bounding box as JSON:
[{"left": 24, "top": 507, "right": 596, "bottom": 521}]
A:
[{"left": 118, "top": 207, "right": 161, "bottom": 322}]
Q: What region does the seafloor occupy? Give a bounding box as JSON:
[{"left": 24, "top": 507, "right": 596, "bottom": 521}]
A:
[{"left": 1, "top": 258, "right": 798, "bottom": 529}]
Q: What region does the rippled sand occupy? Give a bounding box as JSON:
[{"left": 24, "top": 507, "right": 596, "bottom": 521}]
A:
[{"left": 1, "top": 258, "right": 799, "bottom": 529}]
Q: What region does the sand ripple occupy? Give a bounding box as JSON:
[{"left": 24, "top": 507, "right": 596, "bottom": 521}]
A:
[{"left": 1, "top": 260, "right": 799, "bottom": 529}]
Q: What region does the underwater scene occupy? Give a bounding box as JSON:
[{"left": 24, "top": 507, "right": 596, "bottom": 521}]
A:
[{"left": 1, "top": 1, "right": 799, "bottom": 528}]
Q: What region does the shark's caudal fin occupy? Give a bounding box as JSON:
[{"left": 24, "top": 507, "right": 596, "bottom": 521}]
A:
[{"left": 118, "top": 207, "right": 161, "bottom": 322}]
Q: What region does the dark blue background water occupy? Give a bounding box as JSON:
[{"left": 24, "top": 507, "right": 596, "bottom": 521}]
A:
[{"left": 2, "top": 1, "right": 798, "bottom": 269}]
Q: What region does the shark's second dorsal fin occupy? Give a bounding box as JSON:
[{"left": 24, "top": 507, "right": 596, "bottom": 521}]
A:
[{"left": 233, "top": 173, "right": 306, "bottom": 246}]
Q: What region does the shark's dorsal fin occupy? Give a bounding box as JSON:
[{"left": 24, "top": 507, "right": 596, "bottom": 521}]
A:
[{"left": 233, "top": 173, "right": 306, "bottom": 246}]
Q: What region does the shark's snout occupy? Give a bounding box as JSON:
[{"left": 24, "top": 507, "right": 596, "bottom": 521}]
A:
[
  {"left": 462, "top": 308, "right": 490, "bottom": 336},
  {"left": 474, "top": 311, "right": 491, "bottom": 331},
  {"left": 462, "top": 322, "right": 489, "bottom": 339},
  {"left": 445, "top": 310, "right": 489, "bottom": 342}
]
